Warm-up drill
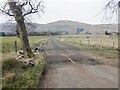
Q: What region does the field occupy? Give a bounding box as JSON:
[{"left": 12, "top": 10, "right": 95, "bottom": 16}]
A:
[
  {"left": 0, "top": 36, "right": 48, "bottom": 53},
  {"left": 57, "top": 35, "right": 118, "bottom": 48},
  {"left": 1, "top": 36, "right": 48, "bottom": 88},
  {"left": 56, "top": 34, "right": 119, "bottom": 66}
]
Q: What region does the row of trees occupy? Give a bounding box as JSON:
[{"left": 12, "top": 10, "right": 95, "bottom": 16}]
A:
[
  {"left": 105, "top": 31, "right": 119, "bottom": 35},
  {"left": 0, "top": 31, "right": 68, "bottom": 36},
  {"left": 0, "top": 32, "right": 16, "bottom": 36}
]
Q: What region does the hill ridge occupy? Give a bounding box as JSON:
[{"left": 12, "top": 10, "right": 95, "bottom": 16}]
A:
[{"left": 0, "top": 20, "right": 118, "bottom": 34}]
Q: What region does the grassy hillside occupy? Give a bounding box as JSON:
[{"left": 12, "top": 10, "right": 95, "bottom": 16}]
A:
[{"left": 0, "top": 20, "right": 117, "bottom": 34}]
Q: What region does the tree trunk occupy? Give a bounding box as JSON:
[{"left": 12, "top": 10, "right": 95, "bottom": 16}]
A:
[
  {"left": 8, "top": 2, "right": 33, "bottom": 58},
  {"left": 17, "top": 19, "right": 33, "bottom": 58}
]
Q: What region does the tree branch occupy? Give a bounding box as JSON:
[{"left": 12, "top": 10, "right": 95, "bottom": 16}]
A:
[
  {"left": 105, "top": 0, "right": 119, "bottom": 12},
  {"left": 118, "top": 1, "right": 120, "bottom": 8},
  {"left": 34, "top": 1, "right": 42, "bottom": 10},
  {"left": 0, "top": 8, "right": 14, "bottom": 16},
  {"left": 0, "top": 0, "right": 44, "bottom": 20},
  {"left": 20, "top": 1, "right": 28, "bottom": 7},
  {"left": 22, "top": 1, "right": 43, "bottom": 17},
  {"left": 23, "top": 11, "right": 38, "bottom": 17}
]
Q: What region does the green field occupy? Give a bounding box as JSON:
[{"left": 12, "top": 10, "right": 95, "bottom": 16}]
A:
[{"left": 1, "top": 36, "right": 48, "bottom": 53}]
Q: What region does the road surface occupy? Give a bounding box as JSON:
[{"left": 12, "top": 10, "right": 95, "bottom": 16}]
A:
[{"left": 39, "top": 37, "right": 118, "bottom": 88}]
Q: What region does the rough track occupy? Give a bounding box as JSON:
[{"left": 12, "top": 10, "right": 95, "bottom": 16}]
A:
[{"left": 39, "top": 37, "right": 118, "bottom": 88}]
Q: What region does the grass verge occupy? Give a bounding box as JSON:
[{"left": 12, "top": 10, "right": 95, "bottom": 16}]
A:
[
  {"left": 2, "top": 52, "right": 46, "bottom": 89},
  {"left": 61, "top": 40, "right": 118, "bottom": 66}
]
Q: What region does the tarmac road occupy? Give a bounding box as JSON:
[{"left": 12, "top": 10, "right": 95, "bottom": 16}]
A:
[{"left": 39, "top": 37, "right": 118, "bottom": 88}]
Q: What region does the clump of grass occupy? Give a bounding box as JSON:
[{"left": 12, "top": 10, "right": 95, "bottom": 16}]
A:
[
  {"left": 2, "top": 58, "right": 19, "bottom": 72},
  {"left": 21, "top": 64, "right": 29, "bottom": 70}
]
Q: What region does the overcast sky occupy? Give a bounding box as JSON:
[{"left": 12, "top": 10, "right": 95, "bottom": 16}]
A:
[{"left": 0, "top": 0, "right": 117, "bottom": 24}]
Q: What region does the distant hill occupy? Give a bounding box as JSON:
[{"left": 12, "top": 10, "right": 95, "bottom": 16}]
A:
[{"left": 0, "top": 20, "right": 118, "bottom": 34}]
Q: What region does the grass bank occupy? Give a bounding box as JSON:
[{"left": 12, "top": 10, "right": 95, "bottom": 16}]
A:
[
  {"left": 1, "top": 36, "right": 48, "bottom": 89},
  {"left": 2, "top": 52, "right": 46, "bottom": 89}
]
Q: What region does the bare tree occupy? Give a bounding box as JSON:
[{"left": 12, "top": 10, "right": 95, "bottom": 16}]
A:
[
  {"left": 0, "top": 0, "right": 44, "bottom": 58},
  {"left": 105, "top": 0, "right": 119, "bottom": 13},
  {"left": 103, "top": 0, "right": 120, "bottom": 22}
]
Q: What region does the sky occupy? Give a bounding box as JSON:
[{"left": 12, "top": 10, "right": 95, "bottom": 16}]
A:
[{"left": 0, "top": 0, "right": 118, "bottom": 24}]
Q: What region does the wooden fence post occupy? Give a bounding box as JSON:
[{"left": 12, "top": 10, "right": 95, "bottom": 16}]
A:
[
  {"left": 100, "top": 40, "right": 102, "bottom": 47},
  {"left": 88, "top": 40, "right": 90, "bottom": 45},
  {"left": 113, "top": 42, "right": 115, "bottom": 48},
  {"left": 80, "top": 40, "right": 81, "bottom": 45},
  {"left": 73, "top": 38, "right": 74, "bottom": 43},
  {"left": 14, "top": 41, "right": 17, "bottom": 54}
]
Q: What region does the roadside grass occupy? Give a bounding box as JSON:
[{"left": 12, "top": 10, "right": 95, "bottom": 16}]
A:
[
  {"left": 2, "top": 53, "right": 46, "bottom": 89},
  {"left": 71, "top": 42, "right": 118, "bottom": 59},
  {"left": 1, "top": 36, "right": 47, "bottom": 89},
  {"left": 56, "top": 35, "right": 119, "bottom": 66},
  {"left": 58, "top": 34, "right": 118, "bottom": 48}
]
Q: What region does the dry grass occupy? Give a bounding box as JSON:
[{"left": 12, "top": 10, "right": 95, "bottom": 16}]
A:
[
  {"left": 56, "top": 35, "right": 119, "bottom": 66},
  {"left": 2, "top": 53, "right": 46, "bottom": 88},
  {"left": 57, "top": 35, "right": 118, "bottom": 48},
  {"left": 2, "top": 53, "right": 46, "bottom": 89}
]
